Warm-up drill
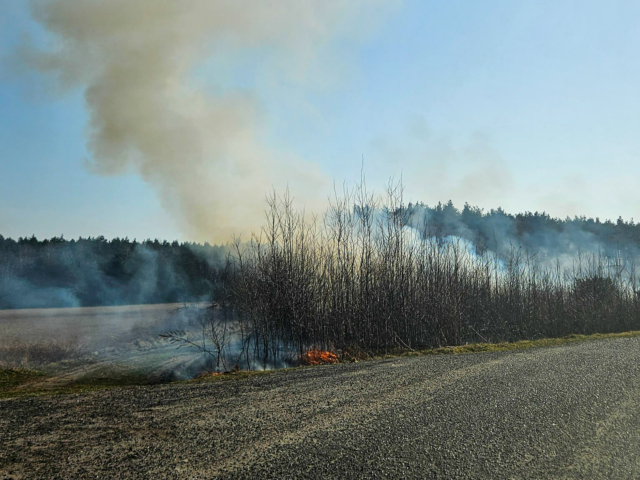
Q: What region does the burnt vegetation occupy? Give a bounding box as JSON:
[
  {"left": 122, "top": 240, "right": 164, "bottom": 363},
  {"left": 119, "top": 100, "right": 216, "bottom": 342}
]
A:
[
  {"left": 227, "top": 181, "right": 640, "bottom": 365},
  {"left": 4, "top": 182, "right": 640, "bottom": 369}
]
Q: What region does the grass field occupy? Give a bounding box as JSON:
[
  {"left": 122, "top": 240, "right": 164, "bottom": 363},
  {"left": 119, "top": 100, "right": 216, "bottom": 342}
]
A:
[
  {"left": 0, "top": 303, "right": 206, "bottom": 345},
  {"left": 3, "top": 325, "right": 640, "bottom": 400},
  {"left": 0, "top": 303, "right": 210, "bottom": 394}
]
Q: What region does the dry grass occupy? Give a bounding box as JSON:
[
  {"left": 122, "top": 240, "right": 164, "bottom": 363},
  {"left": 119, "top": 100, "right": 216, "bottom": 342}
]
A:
[
  {"left": 0, "top": 365, "right": 170, "bottom": 400},
  {"left": 0, "top": 368, "right": 45, "bottom": 389},
  {"left": 3, "top": 329, "right": 640, "bottom": 400},
  {"left": 394, "top": 330, "right": 640, "bottom": 357},
  {"left": 0, "top": 338, "right": 88, "bottom": 367}
]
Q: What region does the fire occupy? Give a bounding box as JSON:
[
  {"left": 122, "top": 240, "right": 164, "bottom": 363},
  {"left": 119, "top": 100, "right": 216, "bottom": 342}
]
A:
[{"left": 301, "top": 348, "right": 338, "bottom": 366}]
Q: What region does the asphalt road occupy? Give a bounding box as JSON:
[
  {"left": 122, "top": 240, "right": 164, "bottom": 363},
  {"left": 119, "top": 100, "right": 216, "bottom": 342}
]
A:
[{"left": 2, "top": 337, "right": 640, "bottom": 479}]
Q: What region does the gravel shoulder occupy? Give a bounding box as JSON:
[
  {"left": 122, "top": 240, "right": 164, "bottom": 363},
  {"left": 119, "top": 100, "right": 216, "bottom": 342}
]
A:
[{"left": 2, "top": 338, "right": 640, "bottom": 479}]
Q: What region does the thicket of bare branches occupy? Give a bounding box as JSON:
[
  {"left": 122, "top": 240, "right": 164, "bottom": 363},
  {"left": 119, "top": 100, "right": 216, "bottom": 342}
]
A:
[{"left": 229, "top": 180, "right": 640, "bottom": 365}]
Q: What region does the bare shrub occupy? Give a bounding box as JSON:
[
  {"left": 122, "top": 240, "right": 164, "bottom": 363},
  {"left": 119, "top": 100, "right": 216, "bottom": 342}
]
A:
[
  {"left": 226, "top": 179, "right": 640, "bottom": 367},
  {"left": 160, "top": 303, "right": 240, "bottom": 372}
]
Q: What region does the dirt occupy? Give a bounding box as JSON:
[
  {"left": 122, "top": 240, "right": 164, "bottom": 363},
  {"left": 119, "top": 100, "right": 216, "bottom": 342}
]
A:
[{"left": 2, "top": 337, "right": 640, "bottom": 479}]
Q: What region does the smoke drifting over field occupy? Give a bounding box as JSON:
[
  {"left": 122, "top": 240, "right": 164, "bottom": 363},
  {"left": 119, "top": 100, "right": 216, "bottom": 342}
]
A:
[
  {"left": 18, "top": 0, "right": 393, "bottom": 242},
  {"left": 5, "top": 192, "right": 640, "bottom": 380},
  {"left": 0, "top": 236, "right": 228, "bottom": 310},
  {"left": 0, "top": 303, "right": 246, "bottom": 382}
]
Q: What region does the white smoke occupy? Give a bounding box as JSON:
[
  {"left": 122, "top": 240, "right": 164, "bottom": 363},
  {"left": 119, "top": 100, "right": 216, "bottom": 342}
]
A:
[{"left": 19, "top": 0, "right": 397, "bottom": 241}]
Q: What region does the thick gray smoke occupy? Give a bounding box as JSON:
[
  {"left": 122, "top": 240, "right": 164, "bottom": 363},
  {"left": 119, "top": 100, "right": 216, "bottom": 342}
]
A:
[{"left": 18, "top": 0, "right": 395, "bottom": 242}]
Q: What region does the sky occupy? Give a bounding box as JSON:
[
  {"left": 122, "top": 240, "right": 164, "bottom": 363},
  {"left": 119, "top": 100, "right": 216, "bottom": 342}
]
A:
[{"left": 1, "top": 0, "right": 639, "bottom": 243}]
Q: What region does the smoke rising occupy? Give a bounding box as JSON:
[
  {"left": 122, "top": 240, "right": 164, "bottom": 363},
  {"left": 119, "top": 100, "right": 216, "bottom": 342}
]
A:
[
  {"left": 404, "top": 201, "right": 640, "bottom": 273},
  {"left": 18, "top": 0, "right": 394, "bottom": 242},
  {"left": 370, "top": 120, "right": 514, "bottom": 212}
]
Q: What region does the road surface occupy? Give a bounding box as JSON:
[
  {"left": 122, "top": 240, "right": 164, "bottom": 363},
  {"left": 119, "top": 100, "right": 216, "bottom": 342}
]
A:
[{"left": 2, "top": 337, "right": 640, "bottom": 479}]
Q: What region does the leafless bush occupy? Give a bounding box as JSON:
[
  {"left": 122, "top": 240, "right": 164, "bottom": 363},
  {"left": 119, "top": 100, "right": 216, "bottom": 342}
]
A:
[
  {"left": 160, "top": 303, "right": 243, "bottom": 372},
  {"left": 227, "top": 179, "right": 640, "bottom": 366}
]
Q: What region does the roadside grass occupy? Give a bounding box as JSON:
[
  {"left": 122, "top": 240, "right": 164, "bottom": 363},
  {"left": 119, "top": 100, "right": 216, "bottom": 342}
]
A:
[
  {"left": 410, "top": 330, "right": 640, "bottom": 357},
  {"left": 3, "top": 330, "right": 640, "bottom": 399},
  {"left": 192, "top": 368, "right": 287, "bottom": 383},
  {"left": 0, "top": 366, "right": 169, "bottom": 400}
]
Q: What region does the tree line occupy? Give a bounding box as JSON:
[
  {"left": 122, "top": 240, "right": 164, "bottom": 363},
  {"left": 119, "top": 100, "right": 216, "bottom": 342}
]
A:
[
  {"left": 0, "top": 235, "right": 229, "bottom": 309},
  {"left": 3, "top": 190, "right": 640, "bottom": 323},
  {"left": 405, "top": 200, "right": 640, "bottom": 261}
]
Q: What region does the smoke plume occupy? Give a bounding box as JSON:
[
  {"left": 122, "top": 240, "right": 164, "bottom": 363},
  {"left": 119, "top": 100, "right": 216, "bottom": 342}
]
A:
[{"left": 19, "top": 0, "right": 393, "bottom": 242}]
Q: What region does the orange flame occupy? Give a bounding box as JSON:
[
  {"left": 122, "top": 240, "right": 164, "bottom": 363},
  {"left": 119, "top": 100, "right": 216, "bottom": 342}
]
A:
[{"left": 301, "top": 348, "right": 338, "bottom": 366}]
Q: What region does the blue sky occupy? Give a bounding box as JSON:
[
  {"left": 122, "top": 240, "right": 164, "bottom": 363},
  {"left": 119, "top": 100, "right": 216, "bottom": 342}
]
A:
[{"left": 1, "top": 0, "right": 639, "bottom": 242}]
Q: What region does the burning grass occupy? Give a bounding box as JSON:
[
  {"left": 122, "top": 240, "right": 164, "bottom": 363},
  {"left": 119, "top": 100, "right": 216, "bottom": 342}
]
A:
[
  {"left": 301, "top": 349, "right": 339, "bottom": 366},
  {"left": 3, "top": 330, "right": 640, "bottom": 399}
]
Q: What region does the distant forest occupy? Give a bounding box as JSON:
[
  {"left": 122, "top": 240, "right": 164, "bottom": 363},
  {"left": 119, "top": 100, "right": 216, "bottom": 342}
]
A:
[
  {"left": 0, "top": 236, "right": 229, "bottom": 309},
  {"left": 404, "top": 201, "right": 640, "bottom": 262},
  {"left": 2, "top": 201, "right": 640, "bottom": 310}
]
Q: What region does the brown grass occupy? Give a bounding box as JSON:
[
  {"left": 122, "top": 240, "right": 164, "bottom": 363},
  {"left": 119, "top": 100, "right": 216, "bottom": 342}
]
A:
[
  {"left": 389, "top": 330, "right": 640, "bottom": 358},
  {"left": 0, "top": 338, "right": 88, "bottom": 367},
  {"left": 3, "top": 329, "right": 640, "bottom": 400}
]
